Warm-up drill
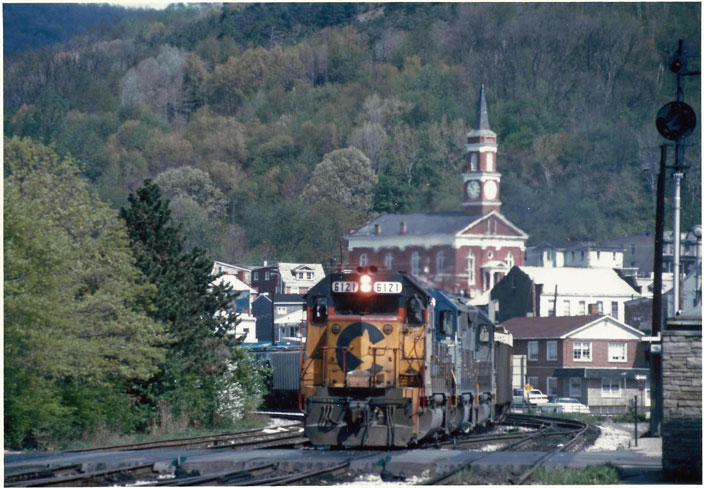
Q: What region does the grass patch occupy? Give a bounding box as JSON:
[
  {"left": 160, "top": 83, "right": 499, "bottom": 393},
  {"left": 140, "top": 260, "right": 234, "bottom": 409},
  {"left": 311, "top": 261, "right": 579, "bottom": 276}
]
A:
[
  {"left": 57, "top": 413, "right": 271, "bottom": 451},
  {"left": 530, "top": 464, "right": 620, "bottom": 484}
]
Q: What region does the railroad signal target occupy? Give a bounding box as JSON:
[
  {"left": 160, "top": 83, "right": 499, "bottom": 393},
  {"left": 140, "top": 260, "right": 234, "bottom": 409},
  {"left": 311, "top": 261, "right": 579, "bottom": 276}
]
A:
[{"left": 656, "top": 101, "right": 697, "bottom": 141}]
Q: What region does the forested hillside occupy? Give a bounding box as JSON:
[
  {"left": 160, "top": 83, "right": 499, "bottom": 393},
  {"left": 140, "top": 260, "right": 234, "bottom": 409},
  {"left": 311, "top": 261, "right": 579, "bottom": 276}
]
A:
[{"left": 4, "top": 2, "right": 701, "bottom": 268}]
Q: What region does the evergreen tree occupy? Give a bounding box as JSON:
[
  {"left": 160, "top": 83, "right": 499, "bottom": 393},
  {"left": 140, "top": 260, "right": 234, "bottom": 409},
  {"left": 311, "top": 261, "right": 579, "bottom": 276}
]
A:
[{"left": 119, "top": 180, "right": 244, "bottom": 426}]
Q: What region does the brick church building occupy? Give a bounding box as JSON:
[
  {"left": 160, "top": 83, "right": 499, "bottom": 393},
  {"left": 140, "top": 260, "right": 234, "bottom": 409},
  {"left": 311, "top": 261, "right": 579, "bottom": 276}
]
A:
[{"left": 346, "top": 85, "right": 528, "bottom": 298}]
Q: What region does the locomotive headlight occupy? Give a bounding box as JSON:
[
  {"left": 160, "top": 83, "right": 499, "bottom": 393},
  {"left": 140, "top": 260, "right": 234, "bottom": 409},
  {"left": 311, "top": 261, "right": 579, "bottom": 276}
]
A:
[
  {"left": 360, "top": 274, "right": 372, "bottom": 293},
  {"left": 383, "top": 324, "right": 393, "bottom": 335},
  {"left": 331, "top": 323, "right": 341, "bottom": 334}
]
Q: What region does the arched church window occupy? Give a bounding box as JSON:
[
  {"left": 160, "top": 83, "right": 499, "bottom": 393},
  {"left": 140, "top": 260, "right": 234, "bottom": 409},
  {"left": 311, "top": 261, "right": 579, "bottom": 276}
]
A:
[
  {"left": 359, "top": 253, "right": 368, "bottom": 267},
  {"left": 505, "top": 251, "right": 514, "bottom": 269},
  {"left": 411, "top": 251, "right": 420, "bottom": 275},
  {"left": 466, "top": 251, "right": 475, "bottom": 285},
  {"left": 436, "top": 251, "right": 446, "bottom": 274},
  {"left": 384, "top": 253, "right": 394, "bottom": 269}
]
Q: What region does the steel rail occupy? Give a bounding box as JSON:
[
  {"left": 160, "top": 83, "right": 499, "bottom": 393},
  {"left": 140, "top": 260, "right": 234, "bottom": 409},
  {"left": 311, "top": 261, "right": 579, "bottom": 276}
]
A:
[
  {"left": 418, "top": 414, "right": 588, "bottom": 485},
  {"left": 63, "top": 423, "right": 303, "bottom": 453},
  {"left": 511, "top": 419, "right": 588, "bottom": 484},
  {"left": 153, "top": 463, "right": 278, "bottom": 486},
  {"left": 5, "top": 462, "right": 157, "bottom": 487}
]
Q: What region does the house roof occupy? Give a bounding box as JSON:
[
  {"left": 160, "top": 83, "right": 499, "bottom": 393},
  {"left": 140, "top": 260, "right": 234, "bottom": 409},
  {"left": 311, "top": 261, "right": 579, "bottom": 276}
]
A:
[
  {"left": 516, "top": 266, "right": 641, "bottom": 297},
  {"left": 501, "top": 315, "right": 601, "bottom": 338},
  {"left": 274, "top": 293, "right": 305, "bottom": 303},
  {"left": 501, "top": 314, "right": 644, "bottom": 339},
  {"left": 348, "top": 210, "right": 527, "bottom": 239},
  {"left": 211, "top": 274, "right": 256, "bottom": 293},
  {"left": 276, "top": 263, "right": 325, "bottom": 285}
]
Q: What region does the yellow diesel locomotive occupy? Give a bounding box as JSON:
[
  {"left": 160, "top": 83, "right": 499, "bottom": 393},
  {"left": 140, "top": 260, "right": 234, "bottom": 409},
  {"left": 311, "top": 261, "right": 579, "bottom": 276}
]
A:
[{"left": 301, "top": 267, "right": 512, "bottom": 447}]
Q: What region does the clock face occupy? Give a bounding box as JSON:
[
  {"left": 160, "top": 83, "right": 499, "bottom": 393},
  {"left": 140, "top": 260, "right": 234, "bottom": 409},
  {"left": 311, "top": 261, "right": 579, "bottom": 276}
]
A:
[
  {"left": 466, "top": 181, "right": 480, "bottom": 199},
  {"left": 484, "top": 180, "right": 497, "bottom": 200}
]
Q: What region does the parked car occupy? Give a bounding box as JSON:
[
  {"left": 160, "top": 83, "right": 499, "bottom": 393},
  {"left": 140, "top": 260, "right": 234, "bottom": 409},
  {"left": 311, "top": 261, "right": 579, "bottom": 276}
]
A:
[
  {"left": 525, "top": 389, "right": 549, "bottom": 405},
  {"left": 552, "top": 397, "right": 590, "bottom": 413}
]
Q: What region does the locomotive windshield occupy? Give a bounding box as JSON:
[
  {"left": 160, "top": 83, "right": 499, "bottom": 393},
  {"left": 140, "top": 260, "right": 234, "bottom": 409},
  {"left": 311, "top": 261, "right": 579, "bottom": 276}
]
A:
[{"left": 332, "top": 293, "right": 399, "bottom": 315}]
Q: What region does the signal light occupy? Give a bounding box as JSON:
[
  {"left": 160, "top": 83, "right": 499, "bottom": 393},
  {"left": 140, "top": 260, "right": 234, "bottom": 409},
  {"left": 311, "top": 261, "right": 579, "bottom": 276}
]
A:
[
  {"left": 360, "top": 274, "right": 372, "bottom": 293},
  {"left": 670, "top": 57, "right": 684, "bottom": 73}
]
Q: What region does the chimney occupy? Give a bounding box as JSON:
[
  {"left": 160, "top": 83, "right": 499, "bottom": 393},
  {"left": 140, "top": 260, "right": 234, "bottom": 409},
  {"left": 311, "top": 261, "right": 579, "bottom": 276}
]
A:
[
  {"left": 400, "top": 221, "right": 407, "bottom": 234},
  {"left": 374, "top": 223, "right": 381, "bottom": 235},
  {"left": 588, "top": 303, "right": 600, "bottom": 315}
]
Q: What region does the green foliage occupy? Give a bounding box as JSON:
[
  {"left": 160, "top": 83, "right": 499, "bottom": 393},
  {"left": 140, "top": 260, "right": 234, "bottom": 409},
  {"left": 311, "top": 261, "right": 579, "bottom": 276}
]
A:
[
  {"left": 531, "top": 464, "right": 621, "bottom": 485},
  {"left": 4, "top": 137, "right": 167, "bottom": 448},
  {"left": 3, "top": 3, "right": 701, "bottom": 265}
]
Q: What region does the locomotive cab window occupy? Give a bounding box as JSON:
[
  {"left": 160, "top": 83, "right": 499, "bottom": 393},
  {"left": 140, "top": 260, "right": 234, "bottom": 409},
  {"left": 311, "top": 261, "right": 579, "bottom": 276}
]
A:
[
  {"left": 438, "top": 310, "right": 455, "bottom": 336},
  {"left": 406, "top": 294, "right": 425, "bottom": 325},
  {"left": 311, "top": 296, "right": 328, "bottom": 324}
]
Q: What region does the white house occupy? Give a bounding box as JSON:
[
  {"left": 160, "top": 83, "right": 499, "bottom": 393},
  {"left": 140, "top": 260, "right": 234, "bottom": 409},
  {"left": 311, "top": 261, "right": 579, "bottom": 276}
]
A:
[
  {"left": 491, "top": 266, "right": 643, "bottom": 323},
  {"left": 211, "top": 273, "right": 257, "bottom": 342},
  {"left": 526, "top": 241, "right": 624, "bottom": 269}
]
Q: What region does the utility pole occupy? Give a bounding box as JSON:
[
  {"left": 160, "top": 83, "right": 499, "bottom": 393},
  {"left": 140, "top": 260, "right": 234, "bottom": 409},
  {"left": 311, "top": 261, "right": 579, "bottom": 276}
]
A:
[{"left": 652, "top": 38, "right": 699, "bottom": 436}]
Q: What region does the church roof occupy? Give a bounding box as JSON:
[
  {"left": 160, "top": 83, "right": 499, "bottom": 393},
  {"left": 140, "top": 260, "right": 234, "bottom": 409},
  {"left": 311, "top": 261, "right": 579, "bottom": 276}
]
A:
[
  {"left": 349, "top": 211, "right": 474, "bottom": 238},
  {"left": 347, "top": 210, "right": 528, "bottom": 239}
]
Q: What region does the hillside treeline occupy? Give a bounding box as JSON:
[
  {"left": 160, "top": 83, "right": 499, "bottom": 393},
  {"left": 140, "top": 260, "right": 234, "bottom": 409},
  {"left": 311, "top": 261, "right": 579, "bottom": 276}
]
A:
[{"left": 4, "top": 2, "right": 701, "bottom": 268}]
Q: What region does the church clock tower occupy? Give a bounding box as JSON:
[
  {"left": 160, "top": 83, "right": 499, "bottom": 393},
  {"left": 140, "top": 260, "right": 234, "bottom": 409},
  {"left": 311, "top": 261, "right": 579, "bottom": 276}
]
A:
[{"left": 463, "top": 84, "right": 501, "bottom": 216}]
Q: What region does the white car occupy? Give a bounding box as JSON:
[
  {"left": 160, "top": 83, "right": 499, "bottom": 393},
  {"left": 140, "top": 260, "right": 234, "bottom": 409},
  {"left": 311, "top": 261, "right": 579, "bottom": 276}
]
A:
[
  {"left": 553, "top": 397, "right": 590, "bottom": 413},
  {"left": 525, "top": 389, "right": 549, "bottom": 405}
]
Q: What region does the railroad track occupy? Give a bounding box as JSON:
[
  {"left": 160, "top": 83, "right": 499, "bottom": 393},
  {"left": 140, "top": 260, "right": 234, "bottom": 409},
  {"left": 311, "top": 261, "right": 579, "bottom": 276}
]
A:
[
  {"left": 64, "top": 423, "right": 306, "bottom": 453},
  {"left": 154, "top": 461, "right": 351, "bottom": 486},
  {"left": 421, "top": 413, "right": 589, "bottom": 485},
  {"left": 4, "top": 424, "right": 308, "bottom": 487}
]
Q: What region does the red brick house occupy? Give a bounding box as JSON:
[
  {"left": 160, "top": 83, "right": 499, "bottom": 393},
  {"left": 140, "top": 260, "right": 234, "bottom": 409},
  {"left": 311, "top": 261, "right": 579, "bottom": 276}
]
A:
[
  {"left": 346, "top": 85, "right": 528, "bottom": 298},
  {"left": 501, "top": 315, "right": 649, "bottom": 414}
]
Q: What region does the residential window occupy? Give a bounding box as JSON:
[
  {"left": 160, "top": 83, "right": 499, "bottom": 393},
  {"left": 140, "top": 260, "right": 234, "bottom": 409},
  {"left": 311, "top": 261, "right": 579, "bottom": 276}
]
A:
[
  {"left": 597, "top": 301, "right": 603, "bottom": 314},
  {"left": 547, "top": 341, "right": 558, "bottom": 361},
  {"left": 466, "top": 252, "right": 475, "bottom": 284},
  {"left": 505, "top": 252, "right": 514, "bottom": 269},
  {"left": 573, "top": 341, "right": 592, "bottom": 361},
  {"left": 359, "top": 253, "right": 368, "bottom": 267},
  {"left": 579, "top": 300, "right": 586, "bottom": 315},
  {"left": 569, "top": 377, "right": 582, "bottom": 397},
  {"left": 254, "top": 271, "right": 259, "bottom": 281},
  {"left": 609, "top": 342, "right": 627, "bottom": 362},
  {"left": 436, "top": 251, "right": 446, "bottom": 274},
  {"left": 307, "top": 272, "right": 312, "bottom": 279},
  {"left": 631, "top": 244, "right": 636, "bottom": 255},
  {"left": 547, "top": 377, "right": 558, "bottom": 397},
  {"left": 276, "top": 306, "right": 287, "bottom": 314},
  {"left": 411, "top": 252, "right": 420, "bottom": 275},
  {"left": 611, "top": 301, "right": 619, "bottom": 319},
  {"left": 528, "top": 341, "right": 539, "bottom": 361},
  {"left": 562, "top": 300, "right": 571, "bottom": 316},
  {"left": 601, "top": 378, "right": 621, "bottom": 398},
  {"left": 527, "top": 376, "right": 539, "bottom": 389},
  {"left": 265, "top": 271, "right": 270, "bottom": 280},
  {"left": 384, "top": 253, "right": 394, "bottom": 269},
  {"left": 547, "top": 299, "right": 556, "bottom": 317}
]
